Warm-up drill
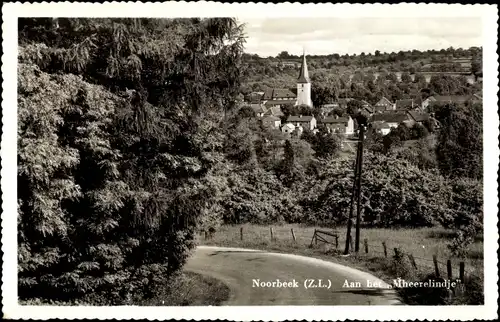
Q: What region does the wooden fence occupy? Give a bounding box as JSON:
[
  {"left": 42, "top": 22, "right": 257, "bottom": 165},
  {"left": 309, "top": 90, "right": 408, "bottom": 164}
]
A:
[{"left": 202, "top": 226, "right": 479, "bottom": 283}]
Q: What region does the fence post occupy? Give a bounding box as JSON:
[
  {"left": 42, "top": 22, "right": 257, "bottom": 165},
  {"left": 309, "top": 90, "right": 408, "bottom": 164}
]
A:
[
  {"left": 240, "top": 227, "right": 243, "bottom": 241},
  {"left": 335, "top": 236, "right": 339, "bottom": 249},
  {"left": 459, "top": 262, "right": 465, "bottom": 283},
  {"left": 270, "top": 227, "right": 274, "bottom": 241},
  {"left": 382, "top": 241, "right": 387, "bottom": 258},
  {"left": 364, "top": 239, "right": 369, "bottom": 253},
  {"left": 447, "top": 260, "right": 452, "bottom": 279},
  {"left": 310, "top": 230, "right": 316, "bottom": 247},
  {"left": 204, "top": 230, "right": 207, "bottom": 240},
  {"left": 433, "top": 255, "right": 440, "bottom": 277},
  {"left": 408, "top": 254, "right": 418, "bottom": 270},
  {"left": 291, "top": 228, "right": 296, "bottom": 242}
]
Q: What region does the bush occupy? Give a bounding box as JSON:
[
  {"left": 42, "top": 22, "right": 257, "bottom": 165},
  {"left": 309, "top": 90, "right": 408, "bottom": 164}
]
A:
[{"left": 311, "top": 152, "right": 450, "bottom": 227}]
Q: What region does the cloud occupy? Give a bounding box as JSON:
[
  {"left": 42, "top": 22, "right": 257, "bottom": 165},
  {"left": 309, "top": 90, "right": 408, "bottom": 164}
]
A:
[{"left": 240, "top": 17, "right": 482, "bottom": 56}]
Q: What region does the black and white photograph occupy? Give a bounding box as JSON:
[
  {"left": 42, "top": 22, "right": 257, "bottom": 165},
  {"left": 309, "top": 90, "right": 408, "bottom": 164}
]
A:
[{"left": 2, "top": 2, "right": 498, "bottom": 320}]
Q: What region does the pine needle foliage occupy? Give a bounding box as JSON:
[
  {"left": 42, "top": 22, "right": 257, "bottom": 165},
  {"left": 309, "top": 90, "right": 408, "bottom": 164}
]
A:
[{"left": 18, "top": 18, "right": 244, "bottom": 303}]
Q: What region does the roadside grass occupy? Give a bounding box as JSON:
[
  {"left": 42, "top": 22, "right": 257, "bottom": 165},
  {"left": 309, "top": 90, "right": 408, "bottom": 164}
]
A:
[
  {"left": 138, "top": 271, "right": 230, "bottom": 306},
  {"left": 199, "top": 223, "right": 484, "bottom": 305},
  {"left": 20, "top": 271, "right": 230, "bottom": 306}
]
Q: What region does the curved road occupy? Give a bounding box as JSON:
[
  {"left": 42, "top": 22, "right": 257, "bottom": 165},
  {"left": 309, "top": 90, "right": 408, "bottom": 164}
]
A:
[{"left": 185, "top": 246, "right": 402, "bottom": 305}]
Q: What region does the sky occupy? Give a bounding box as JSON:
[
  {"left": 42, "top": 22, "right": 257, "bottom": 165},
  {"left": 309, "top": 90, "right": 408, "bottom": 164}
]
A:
[{"left": 240, "top": 17, "right": 482, "bottom": 57}]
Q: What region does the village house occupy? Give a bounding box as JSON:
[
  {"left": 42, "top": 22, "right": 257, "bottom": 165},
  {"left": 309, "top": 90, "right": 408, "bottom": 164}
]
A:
[
  {"left": 262, "top": 88, "right": 296, "bottom": 102},
  {"left": 360, "top": 100, "right": 374, "bottom": 115},
  {"left": 318, "top": 115, "right": 355, "bottom": 135},
  {"left": 370, "top": 112, "right": 410, "bottom": 129},
  {"left": 374, "top": 97, "right": 395, "bottom": 112},
  {"left": 370, "top": 121, "right": 392, "bottom": 136},
  {"left": 279, "top": 60, "right": 299, "bottom": 68},
  {"left": 407, "top": 110, "right": 430, "bottom": 125},
  {"left": 281, "top": 123, "right": 295, "bottom": 134},
  {"left": 264, "top": 105, "right": 284, "bottom": 117},
  {"left": 261, "top": 115, "right": 281, "bottom": 128},
  {"left": 247, "top": 91, "right": 265, "bottom": 103},
  {"left": 247, "top": 103, "right": 285, "bottom": 119},
  {"left": 286, "top": 115, "right": 317, "bottom": 131},
  {"left": 250, "top": 103, "right": 267, "bottom": 117},
  {"left": 395, "top": 98, "right": 415, "bottom": 110},
  {"left": 420, "top": 96, "right": 436, "bottom": 111}
]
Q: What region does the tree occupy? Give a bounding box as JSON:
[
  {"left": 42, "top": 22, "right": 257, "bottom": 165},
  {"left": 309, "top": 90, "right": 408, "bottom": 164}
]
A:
[
  {"left": 311, "top": 72, "right": 341, "bottom": 106},
  {"left": 331, "top": 107, "right": 346, "bottom": 118},
  {"left": 436, "top": 103, "right": 482, "bottom": 179},
  {"left": 18, "top": 18, "right": 244, "bottom": 304},
  {"left": 277, "top": 51, "right": 290, "bottom": 59},
  {"left": 471, "top": 59, "right": 482, "bottom": 76},
  {"left": 346, "top": 100, "right": 364, "bottom": 116},
  {"left": 393, "top": 124, "right": 412, "bottom": 141},
  {"left": 314, "top": 132, "right": 342, "bottom": 159},
  {"left": 386, "top": 72, "right": 399, "bottom": 83},
  {"left": 281, "top": 103, "right": 298, "bottom": 119},
  {"left": 414, "top": 73, "right": 427, "bottom": 85},
  {"left": 422, "top": 118, "right": 436, "bottom": 133},
  {"left": 300, "top": 128, "right": 317, "bottom": 146},
  {"left": 429, "top": 75, "right": 459, "bottom": 95},
  {"left": 277, "top": 140, "right": 296, "bottom": 187},
  {"left": 401, "top": 72, "right": 412, "bottom": 83},
  {"left": 411, "top": 123, "right": 429, "bottom": 140}
]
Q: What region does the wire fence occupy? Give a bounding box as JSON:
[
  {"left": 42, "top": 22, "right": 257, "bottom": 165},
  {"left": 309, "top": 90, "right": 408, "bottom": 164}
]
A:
[
  {"left": 200, "top": 225, "right": 483, "bottom": 281},
  {"left": 308, "top": 228, "right": 482, "bottom": 281}
]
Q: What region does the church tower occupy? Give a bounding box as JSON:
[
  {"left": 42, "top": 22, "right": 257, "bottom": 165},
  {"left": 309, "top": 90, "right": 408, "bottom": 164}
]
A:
[{"left": 296, "top": 50, "right": 312, "bottom": 107}]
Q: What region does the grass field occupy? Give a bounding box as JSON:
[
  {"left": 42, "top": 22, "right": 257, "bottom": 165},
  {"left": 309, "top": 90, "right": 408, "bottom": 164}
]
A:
[{"left": 198, "top": 224, "right": 484, "bottom": 292}]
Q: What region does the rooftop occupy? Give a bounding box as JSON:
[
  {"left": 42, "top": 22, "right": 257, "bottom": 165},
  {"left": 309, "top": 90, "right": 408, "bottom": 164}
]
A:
[
  {"left": 408, "top": 111, "right": 430, "bottom": 122},
  {"left": 263, "top": 88, "right": 296, "bottom": 100},
  {"left": 371, "top": 121, "right": 391, "bottom": 130},
  {"left": 395, "top": 99, "right": 414, "bottom": 109},
  {"left": 287, "top": 115, "right": 315, "bottom": 122},
  {"left": 265, "top": 99, "right": 295, "bottom": 106},
  {"left": 376, "top": 97, "right": 393, "bottom": 106},
  {"left": 297, "top": 51, "right": 310, "bottom": 83},
  {"left": 319, "top": 116, "right": 350, "bottom": 124},
  {"left": 250, "top": 103, "right": 266, "bottom": 114},
  {"left": 370, "top": 113, "right": 409, "bottom": 123},
  {"left": 262, "top": 115, "right": 281, "bottom": 121}
]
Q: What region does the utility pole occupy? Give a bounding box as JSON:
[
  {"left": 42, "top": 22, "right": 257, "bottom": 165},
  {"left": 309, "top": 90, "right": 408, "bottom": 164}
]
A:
[
  {"left": 344, "top": 117, "right": 367, "bottom": 255},
  {"left": 344, "top": 129, "right": 361, "bottom": 255},
  {"left": 354, "top": 125, "right": 365, "bottom": 253}
]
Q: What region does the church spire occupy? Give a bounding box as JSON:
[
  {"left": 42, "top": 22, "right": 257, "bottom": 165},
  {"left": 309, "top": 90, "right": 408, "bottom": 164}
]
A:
[{"left": 297, "top": 49, "right": 310, "bottom": 83}]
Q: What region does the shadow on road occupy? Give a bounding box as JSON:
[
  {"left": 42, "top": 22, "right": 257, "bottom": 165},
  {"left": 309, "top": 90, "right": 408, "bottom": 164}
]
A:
[
  {"left": 332, "top": 289, "right": 403, "bottom": 304},
  {"left": 208, "top": 250, "right": 267, "bottom": 256},
  {"left": 332, "top": 289, "right": 395, "bottom": 296}
]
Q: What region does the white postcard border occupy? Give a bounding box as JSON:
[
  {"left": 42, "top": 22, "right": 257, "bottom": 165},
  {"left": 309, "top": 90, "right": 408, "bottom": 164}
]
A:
[{"left": 2, "top": 2, "right": 498, "bottom": 320}]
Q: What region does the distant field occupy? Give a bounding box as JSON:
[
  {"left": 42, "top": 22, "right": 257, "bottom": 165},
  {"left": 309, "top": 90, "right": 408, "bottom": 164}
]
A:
[{"left": 199, "top": 223, "right": 484, "bottom": 281}]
